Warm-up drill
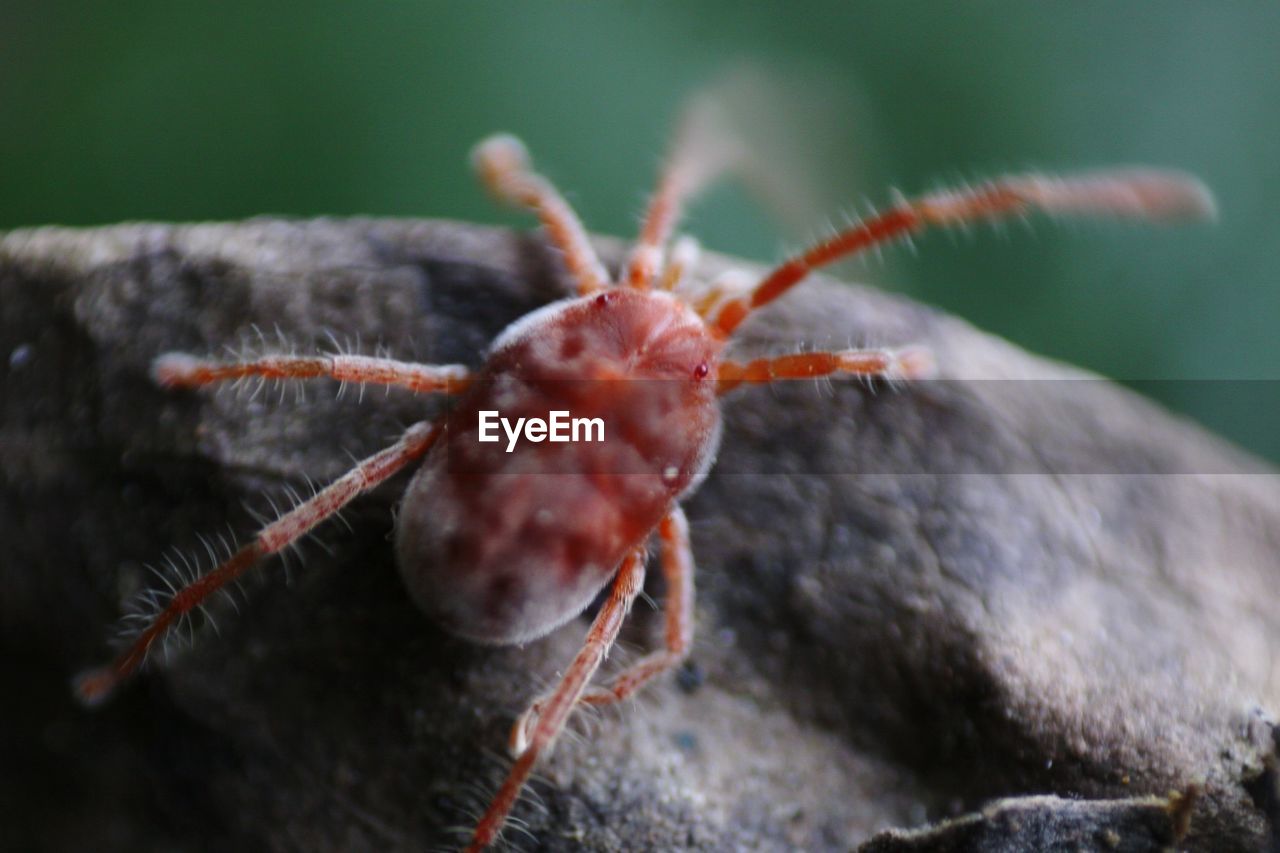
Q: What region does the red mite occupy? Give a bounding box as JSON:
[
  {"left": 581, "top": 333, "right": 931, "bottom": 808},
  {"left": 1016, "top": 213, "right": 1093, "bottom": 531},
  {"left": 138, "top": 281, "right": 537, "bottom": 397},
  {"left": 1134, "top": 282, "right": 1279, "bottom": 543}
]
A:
[{"left": 72, "top": 101, "right": 1215, "bottom": 849}]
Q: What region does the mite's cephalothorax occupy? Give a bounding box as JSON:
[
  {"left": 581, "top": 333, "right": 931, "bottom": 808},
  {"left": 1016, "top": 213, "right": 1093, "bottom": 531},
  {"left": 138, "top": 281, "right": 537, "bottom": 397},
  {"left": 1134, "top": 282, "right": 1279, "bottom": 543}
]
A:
[{"left": 72, "top": 100, "right": 1214, "bottom": 850}]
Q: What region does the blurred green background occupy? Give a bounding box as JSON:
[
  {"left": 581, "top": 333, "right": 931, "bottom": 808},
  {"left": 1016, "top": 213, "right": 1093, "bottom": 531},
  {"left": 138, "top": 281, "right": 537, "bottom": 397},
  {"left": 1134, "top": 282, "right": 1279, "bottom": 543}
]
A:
[{"left": 2, "top": 2, "right": 1277, "bottom": 462}]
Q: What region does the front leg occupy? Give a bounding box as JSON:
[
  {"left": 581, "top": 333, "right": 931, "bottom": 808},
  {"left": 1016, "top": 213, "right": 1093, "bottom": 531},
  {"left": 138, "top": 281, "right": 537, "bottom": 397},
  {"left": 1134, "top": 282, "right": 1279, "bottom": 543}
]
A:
[{"left": 715, "top": 346, "right": 936, "bottom": 394}]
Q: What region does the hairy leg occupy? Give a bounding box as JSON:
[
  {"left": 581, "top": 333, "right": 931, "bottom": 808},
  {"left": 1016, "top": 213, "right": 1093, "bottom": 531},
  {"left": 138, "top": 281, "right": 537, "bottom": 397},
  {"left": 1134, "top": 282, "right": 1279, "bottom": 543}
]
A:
[
  {"left": 711, "top": 169, "right": 1216, "bottom": 336},
  {"left": 657, "top": 235, "right": 700, "bottom": 293},
  {"left": 472, "top": 134, "right": 610, "bottom": 296},
  {"left": 579, "top": 505, "right": 694, "bottom": 706},
  {"left": 686, "top": 268, "right": 753, "bottom": 319},
  {"left": 467, "top": 551, "right": 647, "bottom": 853},
  {"left": 507, "top": 506, "right": 696, "bottom": 758},
  {"left": 72, "top": 421, "right": 441, "bottom": 705},
  {"left": 716, "top": 346, "right": 936, "bottom": 394},
  {"left": 152, "top": 352, "right": 471, "bottom": 394},
  {"left": 625, "top": 95, "right": 738, "bottom": 289}
]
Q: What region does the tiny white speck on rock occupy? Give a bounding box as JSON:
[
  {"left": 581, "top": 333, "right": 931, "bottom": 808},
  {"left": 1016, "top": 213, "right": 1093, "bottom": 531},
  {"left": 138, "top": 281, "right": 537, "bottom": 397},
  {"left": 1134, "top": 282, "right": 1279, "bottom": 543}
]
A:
[{"left": 9, "top": 343, "right": 33, "bottom": 368}]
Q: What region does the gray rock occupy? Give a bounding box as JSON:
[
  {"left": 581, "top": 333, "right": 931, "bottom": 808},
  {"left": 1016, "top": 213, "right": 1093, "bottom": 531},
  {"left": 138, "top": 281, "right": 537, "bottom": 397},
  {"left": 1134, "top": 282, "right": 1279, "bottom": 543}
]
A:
[{"left": 1, "top": 219, "right": 1276, "bottom": 851}]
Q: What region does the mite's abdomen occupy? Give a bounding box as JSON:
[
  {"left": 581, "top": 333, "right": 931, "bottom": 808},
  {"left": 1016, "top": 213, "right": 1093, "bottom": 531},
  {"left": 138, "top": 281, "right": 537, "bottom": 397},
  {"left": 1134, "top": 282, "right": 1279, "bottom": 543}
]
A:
[{"left": 395, "top": 289, "right": 721, "bottom": 644}]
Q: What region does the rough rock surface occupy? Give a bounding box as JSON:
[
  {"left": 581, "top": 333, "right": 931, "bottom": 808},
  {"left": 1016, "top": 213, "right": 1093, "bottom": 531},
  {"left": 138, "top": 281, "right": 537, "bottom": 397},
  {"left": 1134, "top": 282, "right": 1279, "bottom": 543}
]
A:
[{"left": 1, "top": 219, "right": 1277, "bottom": 852}]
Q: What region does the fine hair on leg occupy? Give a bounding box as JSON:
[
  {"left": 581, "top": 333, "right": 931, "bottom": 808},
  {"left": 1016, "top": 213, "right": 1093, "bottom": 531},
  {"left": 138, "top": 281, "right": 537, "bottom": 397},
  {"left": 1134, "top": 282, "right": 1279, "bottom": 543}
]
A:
[
  {"left": 711, "top": 168, "right": 1216, "bottom": 337},
  {"left": 153, "top": 352, "right": 472, "bottom": 395},
  {"left": 472, "top": 134, "right": 610, "bottom": 296},
  {"left": 73, "top": 421, "right": 441, "bottom": 706},
  {"left": 466, "top": 551, "right": 647, "bottom": 853}
]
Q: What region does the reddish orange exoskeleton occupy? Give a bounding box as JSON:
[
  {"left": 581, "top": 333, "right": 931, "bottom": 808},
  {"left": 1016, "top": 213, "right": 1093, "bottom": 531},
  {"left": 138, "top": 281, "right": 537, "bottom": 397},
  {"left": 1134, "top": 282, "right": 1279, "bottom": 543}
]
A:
[{"left": 73, "top": 98, "right": 1214, "bottom": 850}]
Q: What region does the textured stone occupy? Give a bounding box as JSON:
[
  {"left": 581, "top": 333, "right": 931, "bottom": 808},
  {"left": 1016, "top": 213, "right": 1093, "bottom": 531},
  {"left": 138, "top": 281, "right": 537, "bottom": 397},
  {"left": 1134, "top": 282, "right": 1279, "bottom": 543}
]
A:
[{"left": 1, "top": 219, "right": 1276, "bottom": 851}]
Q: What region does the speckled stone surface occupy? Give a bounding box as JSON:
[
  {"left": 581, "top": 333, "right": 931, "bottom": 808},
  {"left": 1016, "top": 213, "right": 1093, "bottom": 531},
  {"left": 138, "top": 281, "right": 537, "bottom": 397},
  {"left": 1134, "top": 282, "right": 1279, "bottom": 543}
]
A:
[{"left": 1, "top": 219, "right": 1276, "bottom": 851}]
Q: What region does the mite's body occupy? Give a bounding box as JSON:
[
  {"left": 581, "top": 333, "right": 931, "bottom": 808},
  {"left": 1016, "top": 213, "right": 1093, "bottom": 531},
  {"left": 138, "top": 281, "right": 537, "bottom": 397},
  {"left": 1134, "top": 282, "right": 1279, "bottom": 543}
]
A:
[
  {"left": 72, "top": 105, "right": 1213, "bottom": 851},
  {"left": 398, "top": 288, "right": 722, "bottom": 644}
]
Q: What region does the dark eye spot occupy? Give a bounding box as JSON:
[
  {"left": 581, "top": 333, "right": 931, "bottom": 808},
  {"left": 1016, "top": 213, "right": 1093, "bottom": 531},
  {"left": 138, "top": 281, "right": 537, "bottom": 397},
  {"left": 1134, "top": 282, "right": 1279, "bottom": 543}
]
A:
[
  {"left": 594, "top": 292, "right": 615, "bottom": 308},
  {"left": 693, "top": 362, "right": 709, "bottom": 379}
]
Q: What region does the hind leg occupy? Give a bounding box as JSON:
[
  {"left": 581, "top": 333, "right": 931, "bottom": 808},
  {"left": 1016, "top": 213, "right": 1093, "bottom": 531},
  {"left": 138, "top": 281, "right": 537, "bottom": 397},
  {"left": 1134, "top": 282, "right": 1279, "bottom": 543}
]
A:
[
  {"left": 467, "top": 550, "right": 647, "bottom": 853},
  {"left": 72, "top": 420, "right": 442, "bottom": 705}
]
